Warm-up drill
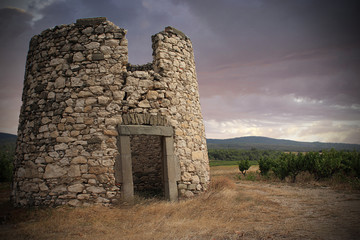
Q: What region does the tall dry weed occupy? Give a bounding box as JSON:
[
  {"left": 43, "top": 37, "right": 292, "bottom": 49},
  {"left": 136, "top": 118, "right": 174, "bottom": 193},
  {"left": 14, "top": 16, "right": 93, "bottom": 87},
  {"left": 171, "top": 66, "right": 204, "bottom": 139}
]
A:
[{"left": 208, "top": 176, "right": 236, "bottom": 191}]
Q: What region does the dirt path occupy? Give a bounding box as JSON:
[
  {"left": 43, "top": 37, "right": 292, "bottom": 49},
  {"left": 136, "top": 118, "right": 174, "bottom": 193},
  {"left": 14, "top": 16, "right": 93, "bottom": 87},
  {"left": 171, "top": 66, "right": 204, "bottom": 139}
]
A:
[{"left": 235, "top": 181, "right": 360, "bottom": 239}]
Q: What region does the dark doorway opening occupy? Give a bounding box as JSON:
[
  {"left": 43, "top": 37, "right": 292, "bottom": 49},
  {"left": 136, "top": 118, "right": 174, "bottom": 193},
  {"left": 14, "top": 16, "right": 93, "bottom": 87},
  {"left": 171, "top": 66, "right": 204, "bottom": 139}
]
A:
[
  {"left": 117, "top": 125, "right": 179, "bottom": 201},
  {"left": 130, "top": 135, "right": 164, "bottom": 198}
]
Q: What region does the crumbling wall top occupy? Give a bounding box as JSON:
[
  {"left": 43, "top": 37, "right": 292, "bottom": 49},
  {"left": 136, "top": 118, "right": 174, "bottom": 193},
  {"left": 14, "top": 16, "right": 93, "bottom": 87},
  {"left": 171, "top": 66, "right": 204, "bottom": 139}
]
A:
[{"left": 75, "top": 17, "right": 108, "bottom": 26}]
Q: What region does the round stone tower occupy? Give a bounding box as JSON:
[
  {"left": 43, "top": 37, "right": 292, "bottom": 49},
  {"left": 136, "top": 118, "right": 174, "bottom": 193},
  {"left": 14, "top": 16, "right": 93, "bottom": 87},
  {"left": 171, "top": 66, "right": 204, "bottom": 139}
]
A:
[{"left": 12, "top": 17, "right": 209, "bottom": 206}]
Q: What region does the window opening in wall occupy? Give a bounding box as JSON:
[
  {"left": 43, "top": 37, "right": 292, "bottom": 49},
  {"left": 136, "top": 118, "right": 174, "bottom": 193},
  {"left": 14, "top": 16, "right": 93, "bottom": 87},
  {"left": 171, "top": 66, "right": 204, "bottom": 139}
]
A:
[{"left": 130, "top": 134, "right": 164, "bottom": 198}]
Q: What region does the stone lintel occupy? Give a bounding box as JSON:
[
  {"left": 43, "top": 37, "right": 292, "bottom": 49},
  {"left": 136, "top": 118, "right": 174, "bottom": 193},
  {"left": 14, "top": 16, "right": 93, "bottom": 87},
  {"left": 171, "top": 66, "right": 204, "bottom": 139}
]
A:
[
  {"left": 76, "top": 17, "right": 107, "bottom": 26},
  {"left": 118, "top": 125, "right": 173, "bottom": 137}
]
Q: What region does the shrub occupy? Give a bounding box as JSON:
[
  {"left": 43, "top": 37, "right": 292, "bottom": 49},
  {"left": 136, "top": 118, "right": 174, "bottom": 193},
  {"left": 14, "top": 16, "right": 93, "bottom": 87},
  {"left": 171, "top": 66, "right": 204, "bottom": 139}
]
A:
[
  {"left": 238, "top": 159, "right": 250, "bottom": 176},
  {"left": 0, "top": 150, "right": 13, "bottom": 182},
  {"left": 258, "top": 156, "right": 273, "bottom": 176},
  {"left": 272, "top": 153, "right": 290, "bottom": 180},
  {"left": 311, "top": 149, "right": 342, "bottom": 180},
  {"left": 287, "top": 153, "right": 307, "bottom": 182}
]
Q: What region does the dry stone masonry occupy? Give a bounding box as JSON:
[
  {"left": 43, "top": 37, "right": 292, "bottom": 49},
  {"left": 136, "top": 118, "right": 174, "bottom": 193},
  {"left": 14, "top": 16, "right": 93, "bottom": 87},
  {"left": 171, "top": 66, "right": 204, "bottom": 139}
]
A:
[{"left": 12, "top": 17, "right": 209, "bottom": 206}]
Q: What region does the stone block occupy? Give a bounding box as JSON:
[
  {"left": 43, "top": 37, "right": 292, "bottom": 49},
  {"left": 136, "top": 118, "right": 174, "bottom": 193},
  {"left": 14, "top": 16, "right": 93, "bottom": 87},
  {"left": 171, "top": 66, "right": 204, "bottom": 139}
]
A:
[
  {"left": 43, "top": 164, "right": 67, "bottom": 178},
  {"left": 73, "top": 52, "right": 85, "bottom": 62},
  {"left": 87, "top": 186, "right": 105, "bottom": 194},
  {"left": 72, "top": 156, "right": 87, "bottom": 164},
  {"left": 68, "top": 184, "right": 84, "bottom": 193},
  {"left": 68, "top": 165, "right": 81, "bottom": 177},
  {"left": 192, "top": 151, "right": 203, "bottom": 160}
]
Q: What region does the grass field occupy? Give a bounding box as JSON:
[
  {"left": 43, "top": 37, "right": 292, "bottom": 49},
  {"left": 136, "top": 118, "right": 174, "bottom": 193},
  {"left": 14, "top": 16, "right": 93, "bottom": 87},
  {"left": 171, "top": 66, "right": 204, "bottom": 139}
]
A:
[
  {"left": 1, "top": 166, "right": 359, "bottom": 239},
  {"left": 209, "top": 160, "right": 258, "bottom": 166}
]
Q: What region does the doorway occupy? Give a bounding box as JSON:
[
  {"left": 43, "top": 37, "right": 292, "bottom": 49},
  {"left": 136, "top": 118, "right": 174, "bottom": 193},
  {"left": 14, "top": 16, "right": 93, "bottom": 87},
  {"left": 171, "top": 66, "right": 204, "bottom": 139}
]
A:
[
  {"left": 130, "top": 134, "right": 163, "bottom": 198},
  {"left": 116, "top": 125, "right": 179, "bottom": 201}
]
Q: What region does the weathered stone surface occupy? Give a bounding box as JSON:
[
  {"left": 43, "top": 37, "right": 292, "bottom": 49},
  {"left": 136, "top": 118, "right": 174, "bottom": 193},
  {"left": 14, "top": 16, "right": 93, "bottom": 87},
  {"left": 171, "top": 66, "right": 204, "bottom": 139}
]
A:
[
  {"left": 68, "top": 165, "right": 81, "bottom": 177},
  {"left": 55, "top": 77, "right": 66, "bottom": 88},
  {"left": 68, "top": 184, "right": 84, "bottom": 193},
  {"left": 85, "top": 42, "right": 100, "bottom": 49},
  {"left": 146, "top": 90, "right": 158, "bottom": 100},
  {"left": 192, "top": 151, "right": 203, "bottom": 160},
  {"left": 72, "top": 156, "right": 87, "bottom": 164},
  {"left": 184, "top": 190, "right": 194, "bottom": 198},
  {"left": 73, "top": 52, "right": 85, "bottom": 62},
  {"left": 68, "top": 199, "right": 82, "bottom": 207},
  {"left": 50, "top": 58, "right": 66, "bottom": 66},
  {"left": 87, "top": 186, "right": 106, "bottom": 194},
  {"left": 43, "top": 164, "right": 67, "bottom": 178}
]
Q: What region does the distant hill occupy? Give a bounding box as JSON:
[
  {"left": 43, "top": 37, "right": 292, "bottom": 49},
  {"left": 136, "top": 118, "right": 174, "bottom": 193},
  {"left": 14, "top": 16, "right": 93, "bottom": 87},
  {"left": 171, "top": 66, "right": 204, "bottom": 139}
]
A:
[
  {"left": 0, "top": 132, "right": 17, "bottom": 146},
  {"left": 206, "top": 136, "right": 360, "bottom": 152},
  {"left": 2, "top": 132, "right": 359, "bottom": 152}
]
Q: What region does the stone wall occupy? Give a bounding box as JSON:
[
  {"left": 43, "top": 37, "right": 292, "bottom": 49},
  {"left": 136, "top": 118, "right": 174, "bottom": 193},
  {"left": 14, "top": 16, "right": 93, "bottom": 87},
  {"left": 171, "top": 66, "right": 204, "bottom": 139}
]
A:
[{"left": 12, "top": 17, "right": 209, "bottom": 206}]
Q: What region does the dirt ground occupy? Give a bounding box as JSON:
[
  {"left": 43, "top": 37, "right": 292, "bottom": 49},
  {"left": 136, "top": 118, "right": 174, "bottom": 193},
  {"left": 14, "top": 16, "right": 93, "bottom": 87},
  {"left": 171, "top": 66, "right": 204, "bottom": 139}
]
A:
[
  {"left": 0, "top": 166, "right": 359, "bottom": 240},
  {"left": 211, "top": 166, "right": 360, "bottom": 240},
  {"left": 233, "top": 181, "right": 360, "bottom": 239}
]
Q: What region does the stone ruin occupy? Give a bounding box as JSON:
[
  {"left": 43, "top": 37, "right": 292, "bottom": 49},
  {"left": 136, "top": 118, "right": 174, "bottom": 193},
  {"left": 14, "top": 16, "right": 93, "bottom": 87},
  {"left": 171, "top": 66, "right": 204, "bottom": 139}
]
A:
[{"left": 11, "top": 17, "right": 210, "bottom": 206}]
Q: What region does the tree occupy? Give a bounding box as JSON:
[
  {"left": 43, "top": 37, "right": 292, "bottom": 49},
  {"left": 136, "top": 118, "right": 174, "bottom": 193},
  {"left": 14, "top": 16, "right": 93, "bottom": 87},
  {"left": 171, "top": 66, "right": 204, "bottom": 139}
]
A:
[
  {"left": 272, "top": 153, "right": 290, "bottom": 180},
  {"left": 259, "top": 156, "right": 273, "bottom": 176},
  {"left": 238, "top": 159, "right": 250, "bottom": 176}
]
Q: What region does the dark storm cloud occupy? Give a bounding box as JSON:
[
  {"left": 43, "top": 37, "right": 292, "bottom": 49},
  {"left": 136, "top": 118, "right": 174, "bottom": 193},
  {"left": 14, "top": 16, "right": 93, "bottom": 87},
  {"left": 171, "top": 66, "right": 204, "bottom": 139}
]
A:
[
  {"left": 178, "top": 0, "right": 360, "bottom": 64},
  {"left": 0, "top": 7, "right": 33, "bottom": 133},
  {"left": 0, "top": 7, "right": 32, "bottom": 95},
  {"left": 179, "top": 0, "right": 360, "bottom": 142},
  {"left": 0, "top": 0, "right": 359, "bottom": 143}
]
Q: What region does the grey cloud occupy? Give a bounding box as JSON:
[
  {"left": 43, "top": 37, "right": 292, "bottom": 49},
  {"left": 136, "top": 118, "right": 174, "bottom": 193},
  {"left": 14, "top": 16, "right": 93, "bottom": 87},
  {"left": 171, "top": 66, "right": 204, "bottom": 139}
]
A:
[{"left": 0, "top": 8, "right": 33, "bottom": 95}]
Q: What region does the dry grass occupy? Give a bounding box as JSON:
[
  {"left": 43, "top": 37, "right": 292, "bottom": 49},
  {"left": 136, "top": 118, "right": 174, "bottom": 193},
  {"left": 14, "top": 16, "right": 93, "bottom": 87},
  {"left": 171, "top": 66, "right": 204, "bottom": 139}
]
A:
[{"left": 1, "top": 167, "right": 360, "bottom": 240}]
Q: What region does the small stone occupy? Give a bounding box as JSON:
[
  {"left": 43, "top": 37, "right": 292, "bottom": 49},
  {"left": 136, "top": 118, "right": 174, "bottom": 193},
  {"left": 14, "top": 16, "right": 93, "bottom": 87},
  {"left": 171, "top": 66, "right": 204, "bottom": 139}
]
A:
[
  {"left": 184, "top": 190, "right": 194, "bottom": 198},
  {"left": 92, "top": 53, "right": 104, "bottom": 61},
  {"left": 68, "top": 199, "right": 82, "bottom": 207},
  {"left": 85, "top": 42, "right": 100, "bottom": 49},
  {"left": 104, "top": 129, "right": 118, "bottom": 136},
  {"left": 77, "top": 194, "right": 90, "bottom": 200},
  {"left": 138, "top": 100, "right": 150, "bottom": 108},
  {"left": 89, "top": 86, "right": 104, "bottom": 94},
  {"left": 105, "top": 39, "right": 119, "bottom": 47},
  {"left": 146, "top": 90, "right": 158, "bottom": 100},
  {"left": 98, "top": 96, "right": 110, "bottom": 105},
  {"left": 56, "top": 136, "right": 75, "bottom": 143},
  {"left": 113, "top": 91, "right": 125, "bottom": 100},
  {"left": 192, "top": 151, "right": 203, "bottom": 160},
  {"left": 182, "top": 172, "right": 191, "bottom": 182},
  {"left": 71, "top": 77, "right": 82, "bottom": 87},
  {"left": 54, "top": 143, "right": 68, "bottom": 151},
  {"left": 68, "top": 165, "right": 81, "bottom": 177},
  {"left": 82, "top": 27, "right": 94, "bottom": 35},
  {"left": 109, "top": 63, "right": 123, "bottom": 73},
  {"left": 50, "top": 58, "right": 66, "bottom": 66},
  {"left": 55, "top": 77, "right": 66, "bottom": 88},
  {"left": 73, "top": 52, "right": 85, "bottom": 62},
  {"left": 72, "top": 156, "right": 87, "bottom": 164},
  {"left": 68, "top": 184, "right": 84, "bottom": 193},
  {"left": 100, "top": 46, "right": 112, "bottom": 55},
  {"left": 191, "top": 175, "right": 200, "bottom": 184},
  {"left": 106, "top": 191, "right": 117, "bottom": 198},
  {"left": 87, "top": 186, "right": 105, "bottom": 194}
]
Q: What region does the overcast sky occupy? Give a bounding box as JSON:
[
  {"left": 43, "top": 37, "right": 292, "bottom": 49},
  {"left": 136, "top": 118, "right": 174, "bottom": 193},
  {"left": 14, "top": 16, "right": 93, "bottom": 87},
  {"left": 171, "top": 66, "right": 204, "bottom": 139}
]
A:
[{"left": 0, "top": 0, "right": 359, "bottom": 144}]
